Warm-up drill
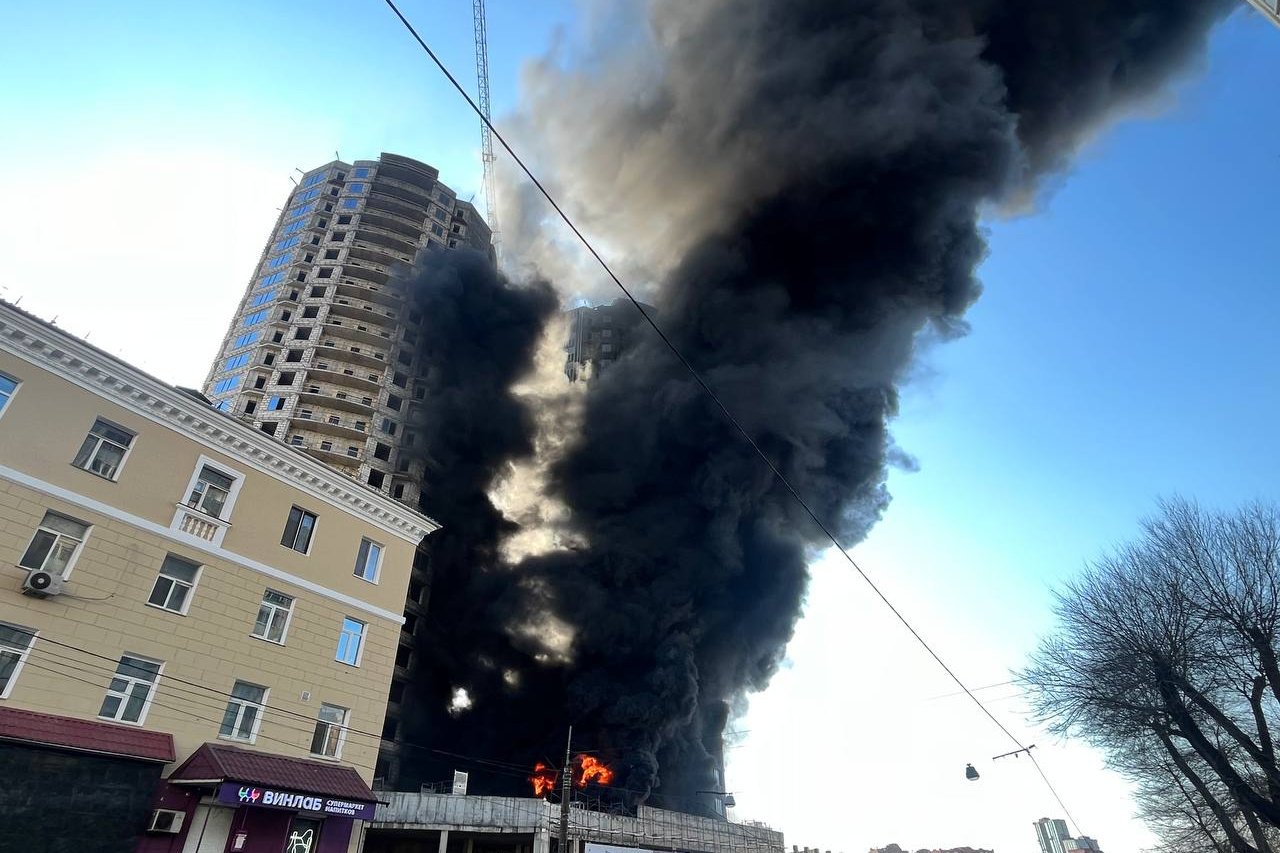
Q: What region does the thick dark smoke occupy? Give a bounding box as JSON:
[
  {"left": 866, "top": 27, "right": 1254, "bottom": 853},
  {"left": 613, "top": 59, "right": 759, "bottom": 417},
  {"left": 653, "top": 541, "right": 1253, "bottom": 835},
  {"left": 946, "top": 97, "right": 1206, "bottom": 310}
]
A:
[{"left": 399, "top": 0, "right": 1234, "bottom": 811}]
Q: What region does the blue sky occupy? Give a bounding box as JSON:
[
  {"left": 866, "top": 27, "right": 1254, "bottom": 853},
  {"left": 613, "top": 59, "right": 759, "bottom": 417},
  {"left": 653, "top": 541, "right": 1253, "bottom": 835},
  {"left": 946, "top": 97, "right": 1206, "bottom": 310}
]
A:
[{"left": 2, "top": 3, "right": 1277, "bottom": 851}]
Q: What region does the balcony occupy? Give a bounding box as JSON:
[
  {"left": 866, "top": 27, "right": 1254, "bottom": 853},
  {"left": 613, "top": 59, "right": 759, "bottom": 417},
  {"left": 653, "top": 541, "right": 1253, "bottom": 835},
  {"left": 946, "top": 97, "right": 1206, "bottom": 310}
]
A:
[
  {"left": 335, "top": 281, "right": 400, "bottom": 310},
  {"left": 171, "top": 505, "right": 230, "bottom": 546},
  {"left": 354, "top": 227, "right": 416, "bottom": 257},
  {"left": 329, "top": 299, "right": 397, "bottom": 326},
  {"left": 341, "top": 262, "right": 390, "bottom": 287},
  {"left": 308, "top": 364, "right": 384, "bottom": 394},
  {"left": 376, "top": 158, "right": 439, "bottom": 192},
  {"left": 348, "top": 243, "right": 411, "bottom": 268},
  {"left": 291, "top": 410, "right": 371, "bottom": 441},
  {"left": 315, "top": 339, "right": 389, "bottom": 369},
  {"left": 370, "top": 177, "right": 434, "bottom": 209},
  {"left": 320, "top": 319, "right": 392, "bottom": 347},
  {"left": 300, "top": 442, "right": 364, "bottom": 469},
  {"left": 297, "top": 389, "right": 377, "bottom": 415},
  {"left": 363, "top": 194, "right": 426, "bottom": 226},
  {"left": 359, "top": 211, "right": 422, "bottom": 241}
]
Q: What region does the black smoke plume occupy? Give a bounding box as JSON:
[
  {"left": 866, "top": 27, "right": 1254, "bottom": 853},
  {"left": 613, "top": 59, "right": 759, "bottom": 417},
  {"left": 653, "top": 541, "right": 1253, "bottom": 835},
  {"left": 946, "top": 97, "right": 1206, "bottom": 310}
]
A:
[{"left": 398, "top": 0, "right": 1234, "bottom": 811}]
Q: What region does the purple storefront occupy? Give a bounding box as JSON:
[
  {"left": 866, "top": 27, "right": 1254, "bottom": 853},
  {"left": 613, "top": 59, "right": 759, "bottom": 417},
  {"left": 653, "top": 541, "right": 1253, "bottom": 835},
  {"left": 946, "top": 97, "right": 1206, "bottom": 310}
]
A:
[{"left": 138, "top": 743, "right": 378, "bottom": 853}]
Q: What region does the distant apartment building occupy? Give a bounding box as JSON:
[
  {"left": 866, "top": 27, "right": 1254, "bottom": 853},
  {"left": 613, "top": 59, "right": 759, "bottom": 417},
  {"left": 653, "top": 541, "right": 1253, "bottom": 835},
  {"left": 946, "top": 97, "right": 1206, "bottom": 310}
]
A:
[
  {"left": 0, "top": 301, "right": 435, "bottom": 853},
  {"left": 1034, "top": 818, "right": 1072, "bottom": 853},
  {"left": 1064, "top": 837, "right": 1103, "bottom": 852},
  {"left": 564, "top": 297, "right": 655, "bottom": 380},
  {"left": 201, "top": 153, "right": 492, "bottom": 513}
]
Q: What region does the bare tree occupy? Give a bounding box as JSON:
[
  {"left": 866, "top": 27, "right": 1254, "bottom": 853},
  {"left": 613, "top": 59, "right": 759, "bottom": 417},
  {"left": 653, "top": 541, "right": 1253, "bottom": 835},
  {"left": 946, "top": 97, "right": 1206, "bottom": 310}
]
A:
[{"left": 1022, "top": 499, "right": 1280, "bottom": 853}]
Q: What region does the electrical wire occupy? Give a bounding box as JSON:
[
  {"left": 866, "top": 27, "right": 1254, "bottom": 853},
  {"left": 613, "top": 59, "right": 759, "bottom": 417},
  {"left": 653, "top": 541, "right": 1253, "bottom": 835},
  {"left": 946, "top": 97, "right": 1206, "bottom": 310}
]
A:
[{"left": 379, "top": 0, "right": 1086, "bottom": 835}]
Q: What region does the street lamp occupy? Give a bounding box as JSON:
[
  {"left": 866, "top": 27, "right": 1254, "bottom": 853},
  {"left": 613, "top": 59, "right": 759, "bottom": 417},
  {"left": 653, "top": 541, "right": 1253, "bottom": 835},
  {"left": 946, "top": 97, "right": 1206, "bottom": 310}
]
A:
[{"left": 965, "top": 764, "right": 980, "bottom": 781}]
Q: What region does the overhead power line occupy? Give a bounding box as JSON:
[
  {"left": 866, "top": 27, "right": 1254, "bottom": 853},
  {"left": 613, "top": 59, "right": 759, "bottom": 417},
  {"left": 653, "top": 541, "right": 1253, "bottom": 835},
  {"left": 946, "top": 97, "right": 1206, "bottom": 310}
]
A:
[{"left": 378, "top": 0, "right": 1084, "bottom": 834}]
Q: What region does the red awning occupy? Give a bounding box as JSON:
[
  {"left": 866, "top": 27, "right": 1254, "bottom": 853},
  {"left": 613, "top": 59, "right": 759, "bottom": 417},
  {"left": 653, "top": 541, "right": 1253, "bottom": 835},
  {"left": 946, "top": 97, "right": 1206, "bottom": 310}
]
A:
[
  {"left": 169, "top": 742, "right": 375, "bottom": 802},
  {"left": 0, "top": 706, "right": 175, "bottom": 762}
]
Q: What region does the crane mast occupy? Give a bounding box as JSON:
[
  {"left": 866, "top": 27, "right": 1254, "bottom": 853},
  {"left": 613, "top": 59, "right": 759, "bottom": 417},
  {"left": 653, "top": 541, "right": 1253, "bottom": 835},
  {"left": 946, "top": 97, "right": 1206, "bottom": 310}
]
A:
[{"left": 472, "top": 0, "right": 501, "bottom": 265}]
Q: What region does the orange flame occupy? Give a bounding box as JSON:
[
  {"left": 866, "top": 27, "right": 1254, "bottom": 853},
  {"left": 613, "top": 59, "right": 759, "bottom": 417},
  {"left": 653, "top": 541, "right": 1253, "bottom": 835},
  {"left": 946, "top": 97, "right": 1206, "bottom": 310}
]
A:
[
  {"left": 576, "top": 754, "right": 615, "bottom": 787},
  {"left": 530, "top": 762, "right": 558, "bottom": 797}
]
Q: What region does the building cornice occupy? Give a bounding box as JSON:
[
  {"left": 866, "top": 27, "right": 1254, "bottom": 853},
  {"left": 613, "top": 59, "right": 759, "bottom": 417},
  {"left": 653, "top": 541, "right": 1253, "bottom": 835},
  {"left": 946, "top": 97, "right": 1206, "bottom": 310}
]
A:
[{"left": 0, "top": 303, "right": 439, "bottom": 544}]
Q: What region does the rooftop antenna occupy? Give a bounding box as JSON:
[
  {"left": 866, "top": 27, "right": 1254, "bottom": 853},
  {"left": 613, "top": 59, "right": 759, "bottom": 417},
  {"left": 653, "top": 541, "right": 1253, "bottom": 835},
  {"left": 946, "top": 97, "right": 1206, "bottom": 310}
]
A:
[{"left": 335, "top": 150, "right": 341, "bottom": 161}]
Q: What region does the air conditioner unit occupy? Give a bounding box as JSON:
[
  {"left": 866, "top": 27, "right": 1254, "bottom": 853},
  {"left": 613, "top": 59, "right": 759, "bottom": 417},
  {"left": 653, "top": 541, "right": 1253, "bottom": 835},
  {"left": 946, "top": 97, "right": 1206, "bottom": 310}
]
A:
[
  {"left": 22, "top": 570, "right": 65, "bottom": 597},
  {"left": 148, "top": 809, "right": 185, "bottom": 834}
]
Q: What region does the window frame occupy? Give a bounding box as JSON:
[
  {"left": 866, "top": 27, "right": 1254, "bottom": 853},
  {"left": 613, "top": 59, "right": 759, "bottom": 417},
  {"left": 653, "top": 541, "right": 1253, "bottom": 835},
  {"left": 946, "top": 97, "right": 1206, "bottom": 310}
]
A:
[
  {"left": 0, "top": 623, "right": 37, "bottom": 700},
  {"left": 281, "top": 506, "right": 318, "bottom": 555},
  {"left": 146, "top": 554, "right": 202, "bottom": 616},
  {"left": 72, "top": 417, "right": 137, "bottom": 481},
  {"left": 18, "top": 511, "right": 91, "bottom": 579},
  {"left": 352, "top": 538, "right": 383, "bottom": 584},
  {"left": 98, "top": 654, "right": 163, "bottom": 726},
  {"left": 251, "top": 589, "right": 295, "bottom": 645},
  {"left": 219, "top": 680, "right": 268, "bottom": 743},
  {"left": 171, "top": 456, "right": 245, "bottom": 547},
  {"left": 335, "top": 617, "right": 366, "bottom": 667},
  {"left": 310, "top": 703, "right": 349, "bottom": 759},
  {"left": 0, "top": 371, "right": 20, "bottom": 421}
]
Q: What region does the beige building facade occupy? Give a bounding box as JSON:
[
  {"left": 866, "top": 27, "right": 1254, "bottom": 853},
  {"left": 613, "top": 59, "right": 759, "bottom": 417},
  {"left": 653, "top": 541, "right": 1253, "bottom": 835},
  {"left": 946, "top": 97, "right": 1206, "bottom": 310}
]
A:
[{"left": 0, "top": 300, "right": 436, "bottom": 853}]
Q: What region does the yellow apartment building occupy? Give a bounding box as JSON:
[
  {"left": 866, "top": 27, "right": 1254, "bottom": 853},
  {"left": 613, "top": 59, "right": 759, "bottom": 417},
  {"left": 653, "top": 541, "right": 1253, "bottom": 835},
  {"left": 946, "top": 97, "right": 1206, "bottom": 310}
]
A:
[{"left": 0, "top": 300, "right": 437, "bottom": 853}]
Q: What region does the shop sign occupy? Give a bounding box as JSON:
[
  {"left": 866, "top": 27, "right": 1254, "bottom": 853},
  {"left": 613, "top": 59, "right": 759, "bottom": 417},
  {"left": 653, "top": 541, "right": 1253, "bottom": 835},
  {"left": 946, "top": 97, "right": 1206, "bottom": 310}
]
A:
[{"left": 215, "top": 782, "right": 377, "bottom": 820}]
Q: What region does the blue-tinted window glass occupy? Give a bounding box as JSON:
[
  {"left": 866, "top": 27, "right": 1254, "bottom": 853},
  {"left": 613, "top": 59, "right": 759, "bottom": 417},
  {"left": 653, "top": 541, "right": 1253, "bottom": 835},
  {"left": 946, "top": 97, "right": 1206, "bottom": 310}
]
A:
[
  {"left": 225, "top": 353, "right": 251, "bottom": 370},
  {"left": 268, "top": 396, "right": 285, "bottom": 411},
  {"left": 348, "top": 183, "right": 365, "bottom": 193},
  {"left": 213, "top": 376, "right": 241, "bottom": 395},
  {"left": 281, "top": 220, "right": 307, "bottom": 236},
  {"left": 286, "top": 202, "right": 315, "bottom": 220},
  {"left": 341, "top": 199, "right": 359, "bottom": 210},
  {"left": 257, "top": 272, "right": 285, "bottom": 289},
  {"left": 272, "top": 235, "right": 301, "bottom": 254},
  {"left": 0, "top": 374, "right": 17, "bottom": 415},
  {"left": 302, "top": 172, "right": 327, "bottom": 188},
  {"left": 295, "top": 188, "right": 321, "bottom": 203},
  {"left": 233, "top": 332, "right": 259, "bottom": 349},
  {"left": 249, "top": 290, "right": 277, "bottom": 307},
  {"left": 243, "top": 310, "right": 269, "bottom": 327},
  {"left": 353, "top": 168, "right": 369, "bottom": 178},
  {"left": 214, "top": 400, "right": 233, "bottom": 412},
  {"left": 266, "top": 252, "right": 294, "bottom": 269}
]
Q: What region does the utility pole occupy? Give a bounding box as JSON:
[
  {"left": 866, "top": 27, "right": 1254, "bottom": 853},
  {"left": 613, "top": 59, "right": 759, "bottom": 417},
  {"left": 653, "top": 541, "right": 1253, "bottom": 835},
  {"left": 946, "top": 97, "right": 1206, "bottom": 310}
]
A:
[{"left": 557, "top": 726, "right": 573, "bottom": 853}]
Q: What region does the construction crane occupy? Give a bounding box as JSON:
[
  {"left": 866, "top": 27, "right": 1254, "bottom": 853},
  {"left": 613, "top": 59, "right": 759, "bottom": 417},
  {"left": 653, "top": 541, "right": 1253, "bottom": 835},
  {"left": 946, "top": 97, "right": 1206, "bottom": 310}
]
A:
[{"left": 472, "top": 0, "right": 501, "bottom": 265}]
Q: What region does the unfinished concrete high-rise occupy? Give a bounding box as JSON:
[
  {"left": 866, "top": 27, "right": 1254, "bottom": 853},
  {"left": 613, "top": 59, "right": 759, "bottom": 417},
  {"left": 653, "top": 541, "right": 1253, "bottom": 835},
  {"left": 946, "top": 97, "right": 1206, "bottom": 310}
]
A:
[{"left": 202, "top": 153, "right": 492, "bottom": 509}]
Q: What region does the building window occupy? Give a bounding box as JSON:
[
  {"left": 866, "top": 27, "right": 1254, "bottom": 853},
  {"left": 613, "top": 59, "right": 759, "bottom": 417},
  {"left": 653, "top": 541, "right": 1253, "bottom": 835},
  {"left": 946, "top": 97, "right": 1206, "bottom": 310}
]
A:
[
  {"left": 225, "top": 353, "right": 252, "bottom": 371},
  {"left": 281, "top": 506, "right": 317, "bottom": 553},
  {"left": 353, "top": 168, "right": 369, "bottom": 178},
  {"left": 348, "top": 183, "right": 365, "bottom": 193},
  {"left": 214, "top": 400, "right": 233, "bottom": 412},
  {"left": 220, "top": 681, "right": 267, "bottom": 742},
  {"left": 253, "top": 590, "right": 294, "bottom": 644},
  {"left": 281, "top": 219, "right": 308, "bottom": 236},
  {"left": 295, "top": 187, "right": 321, "bottom": 203},
  {"left": 310, "top": 286, "right": 326, "bottom": 298},
  {"left": 395, "top": 645, "right": 412, "bottom": 669},
  {"left": 320, "top": 440, "right": 334, "bottom": 451},
  {"left": 286, "top": 350, "right": 303, "bottom": 363},
  {"left": 310, "top": 704, "right": 348, "bottom": 758},
  {"left": 213, "top": 376, "right": 241, "bottom": 395},
  {"left": 287, "top": 202, "right": 316, "bottom": 219},
  {"left": 345, "top": 446, "right": 359, "bottom": 458},
  {"left": 302, "top": 306, "right": 319, "bottom": 319},
  {"left": 249, "top": 290, "right": 277, "bottom": 308},
  {"left": 0, "top": 624, "right": 36, "bottom": 699},
  {"left": 278, "top": 371, "right": 296, "bottom": 386},
  {"left": 233, "top": 332, "right": 260, "bottom": 349},
  {"left": 431, "top": 223, "right": 444, "bottom": 238},
  {"left": 341, "top": 199, "right": 359, "bottom": 210},
  {"left": 186, "top": 464, "right": 236, "bottom": 519},
  {"left": 147, "top": 554, "right": 201, "bottom": 614},
  {"left": 337, "top": 215, "right": 353, "bottom": 225},
  {"left": 243, "top": 309, "right": 270, "bottom": 326},
  {"left": 324, "top": 249, "right": 339, "bottom": 260},
  {"left": 295, "top": 328, "right": 312, "bottom": 340},
  {"left": 380, "top": 418, "right": 397, "bottom": 436},
  {"left": 268, "top": 396, "right": 286, "bottom": 411},
  {"left": 336, "top": 618, "right": 366, "bottom": 666},
  {"left": 20, "top": 512, "right": 90, "bottom": 578},
  {"left": 265, "top": 252, "right": 294, "bottom": 269},
  {"left": 329, "top": 232, "right": 346, "bottom": 243},
  {"left": 98, "top": 655, "right": 162, "bottom": 724},
  {"left": 301, "top": 171, "right": 328, "bottom": 188},
  {"left": 73, "top": 418, "right": 135, "bottom": 480},
  {"left": 0, "top": 372, "right": 20, "bottom": 418}
]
